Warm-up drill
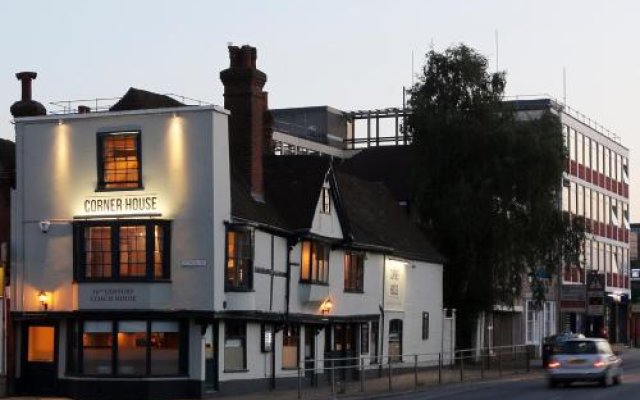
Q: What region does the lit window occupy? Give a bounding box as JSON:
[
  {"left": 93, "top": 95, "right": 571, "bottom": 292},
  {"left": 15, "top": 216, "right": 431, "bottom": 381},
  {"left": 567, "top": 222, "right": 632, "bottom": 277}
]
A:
[
  {"left": 282, "top": 325, "right": 299, "bottom": 369},
  {"left": 79, "top": 320, "right": 184, "bottom": 376},
  {"left": 300, "top": 240, "right": 330, "bottom": 284},
  {"left": 98, "top": 131, "right": 142, "bottom": 190},
  {"left": 225, "top": 228, "right": 253, "bottom": 291},
  {"left": 344, "top": 252, "right": 364, "bottom": 292},
  {"left": 76, "top": 220, "right": 170, "bottom": 281}
]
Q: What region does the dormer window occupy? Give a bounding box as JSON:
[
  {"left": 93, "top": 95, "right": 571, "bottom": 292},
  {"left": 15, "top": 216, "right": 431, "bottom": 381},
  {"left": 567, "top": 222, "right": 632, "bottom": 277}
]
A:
[
  {"left": 97, "top": 131, "right": 142, "bottom": 190},
  {"left": 320, "top": 187, "right": 331, "bottom": 214}
]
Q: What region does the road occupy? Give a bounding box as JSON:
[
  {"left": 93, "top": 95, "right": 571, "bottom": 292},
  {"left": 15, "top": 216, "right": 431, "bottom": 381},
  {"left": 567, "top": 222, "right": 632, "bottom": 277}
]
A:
[{"left": 382, "top": 348, "right": 640, "bottom": 400}]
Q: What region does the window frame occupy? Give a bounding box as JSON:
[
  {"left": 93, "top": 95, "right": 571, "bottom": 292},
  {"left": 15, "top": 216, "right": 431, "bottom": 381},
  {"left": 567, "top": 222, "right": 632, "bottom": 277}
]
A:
[
  {"left": 71, "top": 319, "right": 187, "bottom": 377},
  {"left": 344, "top": 251, "right": 364, "bottom": 293},
  {"left": 74, "top": 219, "right": 171, "bottom": 282},
  {"left": 320, "top": 187, "right": 331, "bottom": 214},
  {"left": 300, "top": 239, "right": 330, "bottom": 285},
  {"left": 225, "top": 226, "right": 254, "bottom": 292},
  {"left": 96, "top": 130, "right": 143, "bottom": 191}
]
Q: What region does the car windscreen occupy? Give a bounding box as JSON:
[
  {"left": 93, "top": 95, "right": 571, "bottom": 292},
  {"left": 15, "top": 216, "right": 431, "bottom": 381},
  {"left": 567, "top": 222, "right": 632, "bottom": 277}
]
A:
[{"left": 557, "top": 341, "right": 598, "bottom": 354}]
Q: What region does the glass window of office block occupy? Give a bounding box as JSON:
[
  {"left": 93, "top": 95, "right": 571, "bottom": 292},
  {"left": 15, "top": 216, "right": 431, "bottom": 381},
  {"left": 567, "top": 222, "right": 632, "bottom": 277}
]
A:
[
  {"left": 562, "top": 184, "right": 569, "bottom": 212},
  {"left": 585, "top": 188, "right": 591, "bottom": 220},
  {"left": 604, "top": 196, "right": 610, "bottom": 225},
  {"left": 585, "top": 137, "right": 591, "bottom": 169},
  {"left": 570, "top": 129, "right": 577, "bottom": 161},
  {"left": 598, "top": 242, "right": 604, "bottom": 272},
  {"left": 598, "top": 144, "right": 604, "bottom": 174},
  {"left": 591, "top": 139, "right": 598, "bottom": 172},
  {"left": 577, "top": 132, "right": 584, "bottom": 165},
  {"left": 577, "top": 185, "right": 584, "bottom": 216},
  {"left": 592, "top": 190, "right": 599, "bottom": 222},
  {"left": 569, "top": 182, "right": 576, "bottom": 214},
  {"left": 562, "top": 125, "right": 569, "bottom": 152},
  {"left": 622, "top": 158, "right": 629, "bottom": 184},
  {"left": 604, "top": 148, "right": 610, "bottom": 177}
]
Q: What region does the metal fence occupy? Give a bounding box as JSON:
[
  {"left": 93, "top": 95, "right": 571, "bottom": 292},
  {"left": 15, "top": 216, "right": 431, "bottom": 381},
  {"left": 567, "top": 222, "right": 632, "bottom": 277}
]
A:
[{"left": 282, "top": 345, "right": 534, "bottom": 399}]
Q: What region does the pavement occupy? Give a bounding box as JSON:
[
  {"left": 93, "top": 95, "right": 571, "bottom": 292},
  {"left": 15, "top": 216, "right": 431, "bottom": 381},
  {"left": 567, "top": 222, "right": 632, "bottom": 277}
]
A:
[{"left": 0, "top": 357, "right": 548, "bottom": 400}]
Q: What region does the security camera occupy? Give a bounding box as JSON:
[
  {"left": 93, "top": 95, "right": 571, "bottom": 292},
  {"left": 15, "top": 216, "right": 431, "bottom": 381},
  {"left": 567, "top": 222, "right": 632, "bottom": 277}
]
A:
[{"left": 39, "top": 220, "right": 51, "bottom": 233}]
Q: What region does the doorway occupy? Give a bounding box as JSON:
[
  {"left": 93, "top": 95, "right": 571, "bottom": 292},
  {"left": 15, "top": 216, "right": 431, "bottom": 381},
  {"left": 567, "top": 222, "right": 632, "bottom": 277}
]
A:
[
  {"left": 388, "top": 319, "right": 403, "bottom": 363},
  {"left": 21, "top": 323, "right": 58, "bottom": 395},
  {"left": 204, "top": 324, "right": 218, "bottom": 391},
  {"left": 304, "top": 325, "right": 316, "bottom": 384}
]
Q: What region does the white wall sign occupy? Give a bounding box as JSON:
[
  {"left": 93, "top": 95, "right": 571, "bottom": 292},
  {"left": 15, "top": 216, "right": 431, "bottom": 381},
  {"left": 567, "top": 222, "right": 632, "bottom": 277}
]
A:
[
  {"left": 384, "top": 259, "right": 407, "bottom": 311},
  {"left": 79, "top": 194, "right": 160, "bottom": 216},
  {"left": 89, "top": 288, "right": 137, "bottom": 303},
  {"left": 181, "top": 259, "right": 207, "bottom": 267}
]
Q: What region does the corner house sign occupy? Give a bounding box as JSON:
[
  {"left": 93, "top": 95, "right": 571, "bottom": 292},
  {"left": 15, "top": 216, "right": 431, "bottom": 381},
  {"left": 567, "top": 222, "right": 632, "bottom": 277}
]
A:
[{"left": 79, "top": 194, "right": 160, "bottom": 217}]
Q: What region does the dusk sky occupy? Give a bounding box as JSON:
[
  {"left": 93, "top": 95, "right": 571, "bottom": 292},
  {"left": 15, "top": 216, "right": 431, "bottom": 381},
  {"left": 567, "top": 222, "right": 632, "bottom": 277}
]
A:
[{"left": 2, "top": 1, "right": 638, "bottom": 214}]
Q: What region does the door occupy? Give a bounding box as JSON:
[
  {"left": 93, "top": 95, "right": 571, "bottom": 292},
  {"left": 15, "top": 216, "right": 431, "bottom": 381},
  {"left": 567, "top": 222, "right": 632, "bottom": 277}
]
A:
[
  {"left": 388, "top": 319, "right": 403, "bottom": 363},
  {"left": 22, "top": 323, "right": 58, "bottom": 395},
  {"left": 204, "top": 324, "right": 218, "bottom": 391},
  {"left": 304, "top": 326, "right": 316, "bottom": 384}
]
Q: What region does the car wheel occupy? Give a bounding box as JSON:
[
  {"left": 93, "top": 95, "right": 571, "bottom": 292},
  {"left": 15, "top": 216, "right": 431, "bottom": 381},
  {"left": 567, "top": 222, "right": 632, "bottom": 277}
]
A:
[
  {"left": 601, "top": 370, "right": 613, "bottom": 387},
  {"left": 547, "top": 379, "right": 558, "bottom": 389},
  {"left": 613, "top": 373, "right": 622, "bottom": 385}
]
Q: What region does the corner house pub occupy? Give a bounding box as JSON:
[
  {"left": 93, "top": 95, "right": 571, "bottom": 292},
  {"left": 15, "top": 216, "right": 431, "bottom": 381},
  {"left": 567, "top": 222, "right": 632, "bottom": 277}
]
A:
[{"left": 8, "top": 46, "right": 446, "bottom": 400}]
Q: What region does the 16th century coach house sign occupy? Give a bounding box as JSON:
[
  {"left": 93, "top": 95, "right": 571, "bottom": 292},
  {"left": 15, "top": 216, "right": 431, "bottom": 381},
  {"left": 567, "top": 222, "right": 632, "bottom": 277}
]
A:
[{"left": 79, "top": 193, "right": 160, "bottom": 217}]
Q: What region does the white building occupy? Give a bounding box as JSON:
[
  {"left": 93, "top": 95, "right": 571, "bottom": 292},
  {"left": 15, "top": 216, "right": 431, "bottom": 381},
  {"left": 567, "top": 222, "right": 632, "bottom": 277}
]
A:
[{"left": 8, "top": 46, "right": 446, "bottom": 399}]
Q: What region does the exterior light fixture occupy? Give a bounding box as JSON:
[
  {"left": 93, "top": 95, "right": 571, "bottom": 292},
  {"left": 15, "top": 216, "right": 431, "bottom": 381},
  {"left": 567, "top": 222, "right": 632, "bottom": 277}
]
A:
[
  {"left": 320, "top": 298, "right": 333, "bottom": 315},
  {"left": 39, "top": 220, "right": 51, "bottom": 233},
  {"left": 38, "top": 290, "right": 49, "bottom": 310}
]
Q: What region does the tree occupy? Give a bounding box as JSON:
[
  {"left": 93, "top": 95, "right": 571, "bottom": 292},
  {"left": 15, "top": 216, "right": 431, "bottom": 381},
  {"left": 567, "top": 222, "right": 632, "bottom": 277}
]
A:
[{"left": 407, "top": 44, "right": 584, "bottom": 348}]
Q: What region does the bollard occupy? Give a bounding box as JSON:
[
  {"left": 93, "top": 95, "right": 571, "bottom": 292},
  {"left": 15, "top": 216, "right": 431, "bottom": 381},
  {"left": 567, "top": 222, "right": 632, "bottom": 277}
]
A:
[
  {"left": 480, "top": 349, "right": 485, "bottom": 379},
  {"left": 414, "top": 354, "right": 418, "bottom": 390},
  {"left": 331, "top": 359, "right": 335, "bottom": 394},
  {"left": 438, "top": 352, "right": 442, "bottom": 384},
  {"left": 297, "top": 363, "right": 302, "bottom": 399},
  {"left": 360, "top": 356, "right": 365, "bottom": 392}
]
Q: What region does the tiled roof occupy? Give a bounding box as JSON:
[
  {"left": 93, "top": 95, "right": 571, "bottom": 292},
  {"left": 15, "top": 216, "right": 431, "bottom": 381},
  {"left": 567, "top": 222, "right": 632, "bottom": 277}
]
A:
[
  {"left": 109, "top": 88, "right": 185, "bottom": 112},
  {"left": 339, "top": 146, "right": 414, "bottom": 202}
]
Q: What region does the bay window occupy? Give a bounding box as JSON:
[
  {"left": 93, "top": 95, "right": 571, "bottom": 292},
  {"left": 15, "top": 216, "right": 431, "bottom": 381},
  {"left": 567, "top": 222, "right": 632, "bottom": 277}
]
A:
[
  {"left": 300, "top": 240, "right": 330, "bottom": 284},
  {"left": 74, "top": 220, "right": 170, "bottom": 281}
]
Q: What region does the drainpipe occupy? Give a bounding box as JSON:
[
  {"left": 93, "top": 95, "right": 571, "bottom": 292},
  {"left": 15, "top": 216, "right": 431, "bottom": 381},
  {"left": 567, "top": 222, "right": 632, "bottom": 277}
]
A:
[{"left": 380, "top": 255, "right": 386, "bottom": 372}]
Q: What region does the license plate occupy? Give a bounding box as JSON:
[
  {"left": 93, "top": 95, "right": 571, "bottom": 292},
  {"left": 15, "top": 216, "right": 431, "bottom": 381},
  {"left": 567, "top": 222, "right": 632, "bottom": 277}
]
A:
[{"left": 568, "top": 359, "right": 585, "bottom": 364}]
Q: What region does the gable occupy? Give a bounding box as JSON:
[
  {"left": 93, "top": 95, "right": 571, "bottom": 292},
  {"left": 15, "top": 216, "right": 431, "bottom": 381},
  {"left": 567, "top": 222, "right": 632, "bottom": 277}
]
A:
[{"left": 309, "top": 171, "right": 344, "bottom": 239}]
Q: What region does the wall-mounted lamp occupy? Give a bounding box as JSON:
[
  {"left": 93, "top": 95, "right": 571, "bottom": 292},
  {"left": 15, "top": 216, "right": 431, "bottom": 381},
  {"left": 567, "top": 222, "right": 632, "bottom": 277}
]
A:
[
  {"left": 320, "top": 298, "right": 333, "bottom": 315},
  {"left": 39, "top": 220, "right": 51, "bottom": 233},
  {"left": 38, "top": 290, "right": 49, "bottom": 310}
]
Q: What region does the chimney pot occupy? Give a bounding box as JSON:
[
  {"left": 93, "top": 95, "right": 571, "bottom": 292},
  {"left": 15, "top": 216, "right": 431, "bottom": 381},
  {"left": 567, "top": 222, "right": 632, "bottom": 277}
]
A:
[
  {"left": 16, "top": 71, "right": 38, "bottom": 101},
  {"left": 10, "top": 71, "right": 46, "bottom": 117}
]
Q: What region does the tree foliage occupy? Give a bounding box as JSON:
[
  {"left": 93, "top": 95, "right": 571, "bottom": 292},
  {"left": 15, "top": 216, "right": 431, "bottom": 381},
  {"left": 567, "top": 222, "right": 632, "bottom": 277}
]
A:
[{"left": 407, "top": 44, "right": 584, "bottom": 347}]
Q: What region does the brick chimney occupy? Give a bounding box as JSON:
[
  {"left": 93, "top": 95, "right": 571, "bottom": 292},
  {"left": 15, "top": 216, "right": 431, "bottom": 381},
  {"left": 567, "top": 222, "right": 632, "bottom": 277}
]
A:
[
  {"left": 220, "top": 45, "right": 272, "bottom": 201},
  {"left": 10, "top": 71, "right": 47, "bottom": 117}
]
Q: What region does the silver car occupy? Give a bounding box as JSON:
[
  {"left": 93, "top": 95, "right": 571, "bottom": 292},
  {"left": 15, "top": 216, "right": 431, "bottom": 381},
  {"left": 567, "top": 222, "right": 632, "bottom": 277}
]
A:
[{"left": 546, "top": 337, "right": 622, "bottom": 387}]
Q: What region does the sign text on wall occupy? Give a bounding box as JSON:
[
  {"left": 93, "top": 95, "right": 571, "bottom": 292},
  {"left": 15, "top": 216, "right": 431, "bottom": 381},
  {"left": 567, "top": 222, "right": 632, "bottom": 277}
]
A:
[{"left": 81, "top": 194, "right": 159, "bottom": 216}]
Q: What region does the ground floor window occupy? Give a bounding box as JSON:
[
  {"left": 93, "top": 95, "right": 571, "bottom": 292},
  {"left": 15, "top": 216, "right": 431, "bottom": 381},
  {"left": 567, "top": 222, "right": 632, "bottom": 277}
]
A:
[
  {"left": 282, "top": 325, "right": 299, "bottom": 369},
  {"left": 69, "top": 319, "right": 186, "bottom": 376},
  {"left": 526, "top": 300, "right": 556, "bottom": 344},
  {"left": 224, "top": 320, "right": 246, "bottom": 371}
]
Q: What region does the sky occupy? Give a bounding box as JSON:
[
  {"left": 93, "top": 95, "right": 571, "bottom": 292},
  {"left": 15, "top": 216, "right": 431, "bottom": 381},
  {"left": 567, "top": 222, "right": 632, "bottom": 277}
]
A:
[{"left": 1, "top": 0, "right": 639, "bottom": 214}]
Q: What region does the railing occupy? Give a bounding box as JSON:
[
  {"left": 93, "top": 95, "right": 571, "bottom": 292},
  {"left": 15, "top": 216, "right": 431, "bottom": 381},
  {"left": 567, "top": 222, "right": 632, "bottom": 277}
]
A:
[
  {"left": 277, "top": 344, "right": 535, "bottom": 399},
  {"left": 48, "top": 93, "right": 213, "bottom": 115}
]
